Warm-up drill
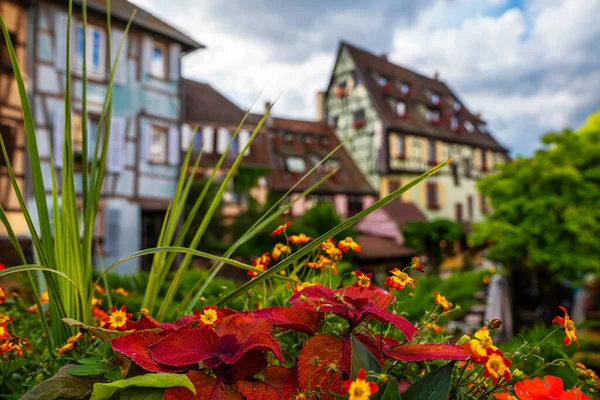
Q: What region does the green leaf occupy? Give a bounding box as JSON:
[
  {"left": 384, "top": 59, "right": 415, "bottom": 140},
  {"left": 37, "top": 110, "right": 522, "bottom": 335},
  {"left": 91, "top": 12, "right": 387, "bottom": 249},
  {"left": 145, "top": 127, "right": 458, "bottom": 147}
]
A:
[
  {"left": 402, "top": 362, "right": 455, "bottom": 400},
  {"left": 380, "top": 378, "right": 401, "bottom": 400},
  {"left": 104, "top": 367, "right": 123, "bottom": 381},
  {"left": 62, "top": 318, "right": 161, "bottom": 342},
  {"left": 351, "top": 334, "right": 382, "bottom": 379},
  {"left": 20, "top": 364, "right": 104, "bottom": 400},
  {"left": 117, "top": 387, "right": 165, "bottom": 400},
  {"left": 77, "top": 357, "right": 103, "bottom": 365},
  {"left": 67, "top": 364, "right": 109, "bottom": 376},
  {"left": 90, "top": 373, "right": 196, "bottom": 400}
]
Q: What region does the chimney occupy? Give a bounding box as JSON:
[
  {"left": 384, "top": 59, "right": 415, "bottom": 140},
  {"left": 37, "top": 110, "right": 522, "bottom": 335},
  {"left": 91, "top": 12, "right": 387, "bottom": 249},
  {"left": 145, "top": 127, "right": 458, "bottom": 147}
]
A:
[
  {"left": 315, "top": 91, "right": 325, "bottom": 122},
  {"left": 380, "top": 53, "right": 388, "bottom": 61},
  {"left": 434, "top": 71, "right": 440, "bottom": 80},
  {"left": 264, "top": 101, "right": 271, "bottom": 113}
]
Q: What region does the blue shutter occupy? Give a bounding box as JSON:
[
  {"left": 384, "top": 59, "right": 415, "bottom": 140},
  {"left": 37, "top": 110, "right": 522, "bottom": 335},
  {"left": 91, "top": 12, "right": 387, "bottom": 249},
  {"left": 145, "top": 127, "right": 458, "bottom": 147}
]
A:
[{"left": 104, "top": 208, "right": 121, "bottom": 255}]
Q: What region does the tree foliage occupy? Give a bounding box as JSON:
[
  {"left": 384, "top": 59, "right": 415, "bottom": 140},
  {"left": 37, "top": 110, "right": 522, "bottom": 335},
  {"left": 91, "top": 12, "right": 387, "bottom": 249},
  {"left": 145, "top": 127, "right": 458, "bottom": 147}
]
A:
[
  {"left": 471, "top": 111, "right": 600, "bottom": 280},
  {"left": 402, "top": 219, "right": 463, "bottom": 273}
]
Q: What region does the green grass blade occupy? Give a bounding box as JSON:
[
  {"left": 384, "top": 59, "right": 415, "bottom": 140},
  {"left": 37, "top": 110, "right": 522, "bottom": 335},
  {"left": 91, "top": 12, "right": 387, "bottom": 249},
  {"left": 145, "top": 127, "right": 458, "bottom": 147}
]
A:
[{"left": 216, "top": 159, "right": 454, "bottom": 307}]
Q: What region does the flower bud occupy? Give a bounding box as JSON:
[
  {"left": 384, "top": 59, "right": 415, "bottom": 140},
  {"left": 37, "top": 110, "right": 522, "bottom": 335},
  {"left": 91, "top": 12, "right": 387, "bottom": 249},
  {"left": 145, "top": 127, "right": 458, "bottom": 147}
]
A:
[
  {"left": 457, "top": 335, "right": 471, "bottom": 345},
  {"left": 489, "top": 319, "right": 502, "bottom": 329},
  {"left": 378, "top": 373, "right": 391, "bottom": 384}
]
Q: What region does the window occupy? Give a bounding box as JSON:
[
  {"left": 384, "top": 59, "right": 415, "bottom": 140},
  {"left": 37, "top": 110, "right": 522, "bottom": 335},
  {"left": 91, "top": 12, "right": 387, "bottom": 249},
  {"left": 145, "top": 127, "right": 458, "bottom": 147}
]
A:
[
  {"left": 0, "top": 32, "right": 16, "bottom": 72},
  {"left": 479, "top": 123, "right": 488, "bottom": 134},
  {"left": 481, "top": 150, "right": 487, "bottom": 171},
  {"left": 388, "top": 179, "right": 401, "bottom": 194},
  {"left": 76, "top": 24, "right": 106, "bottom": 77},
  {"left": 453, "top": 100, "right": 461, "bottom": 112},
  {"left": 0, "top": 124, "right": 14, "bottom": 166},
  {"left": 431, "top": 92, "right": 440, "bottom": 105},
  {"left": 427, "top": 183, "right": 439, "bottom": 209},
  {"left": 285, "top": 156, "right": 306, "bottom": 173},
  {"left": 328, "top": 115, "right": 338, "bottom": 128},
  {"left": 399, "top": 82, "right": 410, "bottom": 95},
  {"left": 452, "top": 163, "right": 460, "bottom": 186},
  {"left": 386, "top": 97, "right": 396, "bottom": 112},
  {"left": 480, "top": 194, "right": 489, "bottom": 214},
  {"left": 72, "top": 113, "right": 99, "bottom": 161},
  {"left": 464, "top": 121, "right": 475, "bottom": 133},
  {"left": 353, "top": 109, "right": 365, "bottom": 122},
  {"left": 396, "top": 134, "right": 405, "bottom": 158},
  {"left": 451, "top": 116, "right": 458, "bottom": 131},
  {"left": 378, "top": 76, "right": 388, "bottom": 87},
  {"left": 324, "top": 159, "right": 341, "bottom": 172},
  {"left": 467, "top": 195, "right": 473, "bottom": 219},
  {"left": 426, "top": 109, "right": 440, "bottom": 123},
  {"left": 413, "top": 138, "right": 421, "bottom": 159},
  {"left": 396, "top": 101, "right": 406, "bottom": 117},
  {"left": 150, "top": 41, "right": 167, "bottom": 79},
  {"left": 463, "top": 158, "right": 472, "bottom": 178},
  {"left": 150, "top": 125, "right": 168, "bottom": 164},
  {"left": 455, "top": 203, "right": 463, "bottom": 222},
  {"left": 428, "top": 140, "right": 436, "bottom": 163}
]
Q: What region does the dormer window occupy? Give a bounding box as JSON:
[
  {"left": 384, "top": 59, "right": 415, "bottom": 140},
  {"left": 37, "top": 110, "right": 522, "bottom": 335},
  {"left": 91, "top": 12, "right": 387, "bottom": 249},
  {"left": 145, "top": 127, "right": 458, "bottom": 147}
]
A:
[
  {"left": 464, "top": 121, "right": 474, "bottom": 133},
  {"left": 284, "top": 132, "right": 294, "bottom": 142},
  {"left": 451, "top": 116, "right": 458, "bottom": 131},
  {"left": 400, "top": 82, "right": 410, "bottom": 95},
  {"left": 478, "top": 123, "right": 488, "bottom": 133},
  {"left": 386, "top": 97, "right": 396, "bottom": 112},
  {"left": 378, "top": 76, "right": 388, "bottom": 87},
  {"left": 286, "top": 156, "right": 306, "bottom": 173},
  {"left": 453, "top": 100, "right": 462, "bottom": 112},
  {"left": 426, "top": 109, "right": 440, "bottom": 123},
  {"left": 396, "top": 101, "right": 406, "bottom": 117},
  {"left": 431, "top": 92, "right": 440, "bottom": 105}
]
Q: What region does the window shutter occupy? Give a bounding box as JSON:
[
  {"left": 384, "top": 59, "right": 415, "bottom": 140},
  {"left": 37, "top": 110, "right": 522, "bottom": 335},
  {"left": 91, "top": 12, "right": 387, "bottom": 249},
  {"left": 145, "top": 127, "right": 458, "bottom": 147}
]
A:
[
  {"left": 107, "top": 117, "right": 126, "bottom": 173},
  {"left": 168, "top": 126, "right": 179, "bottom": 165},
  {"left": 474, "top": 148, "right": 482, "bottom": 171},
  {"left": 239, "top": 129, "right": 251, "bottom": 156},
  {"left": 438, "top": 182, "right": 445, "bottom": 208},
  {"left": 52, "top": 108, "right": 65, "bottom": 168},
  {"left": 54, "top": 12, "right": 68, "bottom": 71},
  {"left": 404, "top": 136, "right": 412, "bottom": 159},
  {"left": 181, "top": 124, "right": 193, "bottom": 151},
  {"left": 142, "top": 122, "right": 153, "bottom": 162},
  {"left": 111, "top": 29, "right": 128, "bottom": 85},
  {"left": 104, "top": 208, "right": 121, "bottom": 255},
  {"left": 87, "top": 119, "right": 97, "bottom": 160},
  {"left": 169, "top": 43, "right": 181, "bottom": 81},
  {"left": 418, "top": 182, "right": 426, "bottom": 206},
  {"left": 141, "top": 36, "right": 153, "bottom": 76},
  {"left": 203, "top": 126, "right": 214, "bottom": 154},
  {"left": 217, "top": 128, "right": 228, "bottom": 154},
  {"left": 389, "top": 134, "right": 397, "bottom": 158}
]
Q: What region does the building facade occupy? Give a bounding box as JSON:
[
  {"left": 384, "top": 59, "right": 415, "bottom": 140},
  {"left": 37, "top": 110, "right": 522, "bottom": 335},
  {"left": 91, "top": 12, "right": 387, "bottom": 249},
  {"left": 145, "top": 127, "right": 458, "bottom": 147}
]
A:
[
  {"left": 322, "top": 42, "right": 509, "bottom": 225},
  {"left": 0, "top": 0, "right": 203, "bottom": 271}
]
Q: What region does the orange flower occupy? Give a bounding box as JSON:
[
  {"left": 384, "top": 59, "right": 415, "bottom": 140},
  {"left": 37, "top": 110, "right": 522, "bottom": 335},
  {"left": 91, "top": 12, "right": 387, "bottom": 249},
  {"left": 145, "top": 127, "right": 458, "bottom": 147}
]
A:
[
  {"left": 385, "top": 268, "right": 416, "bottom": 291},
  {"left": 93, "top": 306, "right": 109, "bottom": 321},
  {"left": 26, "top": 304, "right": 38, "bottom": 314},
  {"left": 289, "top": 233, "right": 313, "bottom": 245},
  {"left": 411, "top": 262, "right": 425, "bottom": 273},
  {"left": 198, "top": 306, "right": 222, "bottom": 328},
  {"left": 95, "top": 284, "right": 106, "bottom": 294},
  {"left": 111, "top": 287, "right": 130, "bottom": 297},
  {"left": 344, "top": 368, "right": 379, "bottom": 400},
  {"left": 0, "top": 336, "right": 30, "bottom": 357},
  {"left": 103, "top": 305, "right": 132, "bottom": 331},
  {"left": 353, "top": 270, "right": 375, "bottom": 292},
  {"left": 249, "top": 252, "right": 271, "bottom": 278},
  {"left": 433, "top": 291, "right": 452, "bottom": 311},
  {"left": 0, "top": 323, "right": 9, "bottom": 341},
  {"left": 40, "top": 290, "right": 49, "bottom": 304},
  {"left": 483, "top": 349, "right": 512, "bottom": 385},
  {"left": 514, "top": 376, "right": 591, "bottom": 400},
  {"left": 0, "top": 313, "right": 14, "bottom": 324},
  {"left": 321, "top": 239, "right": 343, "bottom": 261},
  {"left": 271, "top": 221, "right": 291, "bottom": 236},
  {"left": 58, "top": 331, "right": 84, "bottom": 356},
  {"left": 552, "top": 306, "right": 579, "bottom": 348},
  {"left": 494, "top": 391, "right": 518, "bottom": 400},
  {"left": 272, "top": 243, "right": 291, "bottom": 261},
  {"left": 293, "top": 282, "right": 317, "bottom": 294},
  {"left": 425, "top": 322, "right": 444, "bottom": 334},
  {"left": 338, "top": 237, "right": 362, "bottom": 252},
  {"left": 464, "top": 327, "right": 499, "bottom": 363},
  {"left": 91, "top": 297, "right": 102, "bottom": 307},
  {"left": 458, "top": 361, "right": 474, "bottom": 371},
  {"left": 0, "top": 286, "right": 6, "bottom": 304}
]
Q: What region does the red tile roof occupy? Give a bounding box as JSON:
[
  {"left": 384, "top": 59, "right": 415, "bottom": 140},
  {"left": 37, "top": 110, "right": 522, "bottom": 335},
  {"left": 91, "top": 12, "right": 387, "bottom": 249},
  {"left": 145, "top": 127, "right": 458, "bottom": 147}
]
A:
[
  {"left": 337, "top": 42, "right": 508, "bottom": 153},
  {"left": 264, "top": 116, "right": 376, "bottom": 196},
  {"left": 381, "top": 200, "right": 428, "bottom": 229},
  {"left": 355, "top": 235, "right": 416, "bottom": 260}
]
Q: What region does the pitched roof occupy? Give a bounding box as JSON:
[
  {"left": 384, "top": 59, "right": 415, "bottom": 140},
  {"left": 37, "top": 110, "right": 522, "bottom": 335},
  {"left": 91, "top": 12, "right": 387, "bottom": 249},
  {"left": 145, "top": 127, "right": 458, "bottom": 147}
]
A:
[
  {"left": 181, "top": 79, "right": 271, "bottom": 169},
  {"left": 381, "top": 200, "right": 428, "bottom": 229},
  {"left": 265, "top": 116, "right": 376, "bottom": 196},
  {"left": 339, "top": 42, "right": 508, "bottom": 153},
  {"left": 70, "top": 0, "right": 203, "bottom": 50},
  {"left": 355, "top": 235, "right": 416, "bottom": 260}
]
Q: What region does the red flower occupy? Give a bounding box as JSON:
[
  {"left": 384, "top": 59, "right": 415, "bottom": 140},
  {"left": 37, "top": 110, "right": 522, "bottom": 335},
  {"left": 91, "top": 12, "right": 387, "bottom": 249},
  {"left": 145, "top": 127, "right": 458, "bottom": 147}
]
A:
[
  {"left": 514, "top": 376, "right": 591, "bottom": 400},
  {"left": 352, "top": 120, "right": 366, "bottom": 129},
  {"left": 353, "top": 270, "right": 375, "bottom": 292},
  {"left": 482, "top": 349, "right": 512, "bottom": 385},
  {"left": 271, "top": 222, "right": 291, "bottom": 236},
  {"left": 552, "top": 306, "right": 579, "bottom": 348},
  {"left": 344, "top": 368, "right": 378, "bottom": 400},
  {"left": 0, "top": 263, "right": 5, "bottom": 270}
]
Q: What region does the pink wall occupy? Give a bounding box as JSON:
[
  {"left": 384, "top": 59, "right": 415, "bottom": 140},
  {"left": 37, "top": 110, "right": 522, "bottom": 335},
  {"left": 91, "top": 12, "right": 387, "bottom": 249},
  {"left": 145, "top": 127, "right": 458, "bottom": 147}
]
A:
[
  {"left": 334, "top": 194, "right": 348, "bottom": 218},
  {"left": 291, "top": 194, "right": 306, "bottom": 216}
]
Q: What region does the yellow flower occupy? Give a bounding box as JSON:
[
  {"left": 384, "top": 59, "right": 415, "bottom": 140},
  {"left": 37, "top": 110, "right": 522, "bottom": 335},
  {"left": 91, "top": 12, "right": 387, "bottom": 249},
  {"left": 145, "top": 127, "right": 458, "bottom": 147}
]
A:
[
  {"left": 344, "top": 368, "right": 379, "bottom": 400},
  {"left": 111, "top": 287, "right": 130, "bottom": 297},
  {"left": 483, "top": 350, "right": 512, "bottom": 384},
  {"left": 0, "top": 323, "right": 9, "bottom": 341},
  {"left": 0, "top": 286, "right": 6, "bottom": 304},
  {"left": 91, "top": 297, "right": 102, "bottom": 307},
  {"left": 321, "top": 239, "right": 343, "bottom": 261},
  {"left": 385, "top": 268, "right": 416, "bottom": 290},
  {"left": 272, "top": 243, "right": 291, "bottom": 261},
  {"left": 433, "top": 291, "right": 452, "bottom": 311},
  {"left": 338, "top": 237, "right": 362, "bottom": 252},
  {"left": 103, "top": 306, "right": 132, "bottom": 331},
  {"left": 40, "top": 290, "right": 49, "bottom": 304},
  {"left": 198, "top": 306, "right": 221, "bottom": 328},
  {"left": 289, "top": 233, "right": 313, "bottom": 245},
  {"left": 293, "top": 282, "right": 317, "bottom": 294},
  {"left": 58, "top": 331, "right": 84, "bottom": 356},
  {"left": 0, "top": 313, "right": 14, "bottom": 324},
  {"left": 464, "top": 327, "right": 498, "bottom": 362},
  {"left": 552, "top": 306, "right": 579, "bottom": 348}
]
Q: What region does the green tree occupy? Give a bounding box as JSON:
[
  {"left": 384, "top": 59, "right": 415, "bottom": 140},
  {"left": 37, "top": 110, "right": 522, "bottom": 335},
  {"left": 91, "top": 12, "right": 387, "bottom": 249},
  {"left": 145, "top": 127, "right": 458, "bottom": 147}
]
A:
[
  {"left": 185, "top": 179, "right": 228, "bottom": 253},
  {"left": 471, "top": 111, "right": 600, "bottom": 281},
  {"left": 402, "top": 219, "right": 463, "bottom": 273}
]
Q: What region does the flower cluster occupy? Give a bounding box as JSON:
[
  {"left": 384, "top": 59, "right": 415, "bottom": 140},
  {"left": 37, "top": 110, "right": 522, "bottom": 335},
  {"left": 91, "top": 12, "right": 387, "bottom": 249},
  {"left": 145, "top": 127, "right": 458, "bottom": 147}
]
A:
[{"left": 463, "top": 326, "right": 512, "bottom": 384}]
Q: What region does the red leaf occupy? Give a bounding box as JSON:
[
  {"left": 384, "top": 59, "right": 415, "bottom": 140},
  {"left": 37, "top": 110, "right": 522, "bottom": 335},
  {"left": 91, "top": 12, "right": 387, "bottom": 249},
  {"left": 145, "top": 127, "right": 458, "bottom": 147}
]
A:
[
  {"left": 253, "top": 307, "right": 322, "bottom": 335},
  {"left": 384, "top": 344, "right": 470, "bottom": 362},
  {"left": 163, "top": 371, "right": 242, "bottom": 400},
  {"left": 217, "top": 332, "right": 284, "bottom": 365},
  {"left": 237, "top": 367, "right": 298, "bottom": 400},
  {"left": 399, "top": 380, "right": 411, "bottom": 394},
  {"left": 362, "top": 305, "right": 418, "bottom": 342},
  {"left": 236, "top": 381, "right": 282, "bottom": 400},
  {"left": 298, "top": 335, "right": 351, "bottom": 399},
  {"left": 354, "top": 334, "right": 385, "bottom": 365},
  {"left": 289, "top": 286, "right": 348, "bottom": 314},
  {"left": 229, "top": 351, "right": 268, "bottom": 382},
  {"left": 339, "top": 286, "right": 394, "bottom": 309},
  {"left": 149, "top": 327, "right": 219, "bottom": 367},
  {"left": 217, "top": 315, "right": 273, "bottom": 341},
  {"left": 111, "top": 331, "right": 184, "bottom": 373}
]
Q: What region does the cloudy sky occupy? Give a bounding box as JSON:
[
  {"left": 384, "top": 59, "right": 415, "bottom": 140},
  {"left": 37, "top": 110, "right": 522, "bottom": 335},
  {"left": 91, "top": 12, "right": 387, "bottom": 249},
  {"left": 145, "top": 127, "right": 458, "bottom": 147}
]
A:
[{"left": 131, "top": 0, "right": 600, "bottom": 156}]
